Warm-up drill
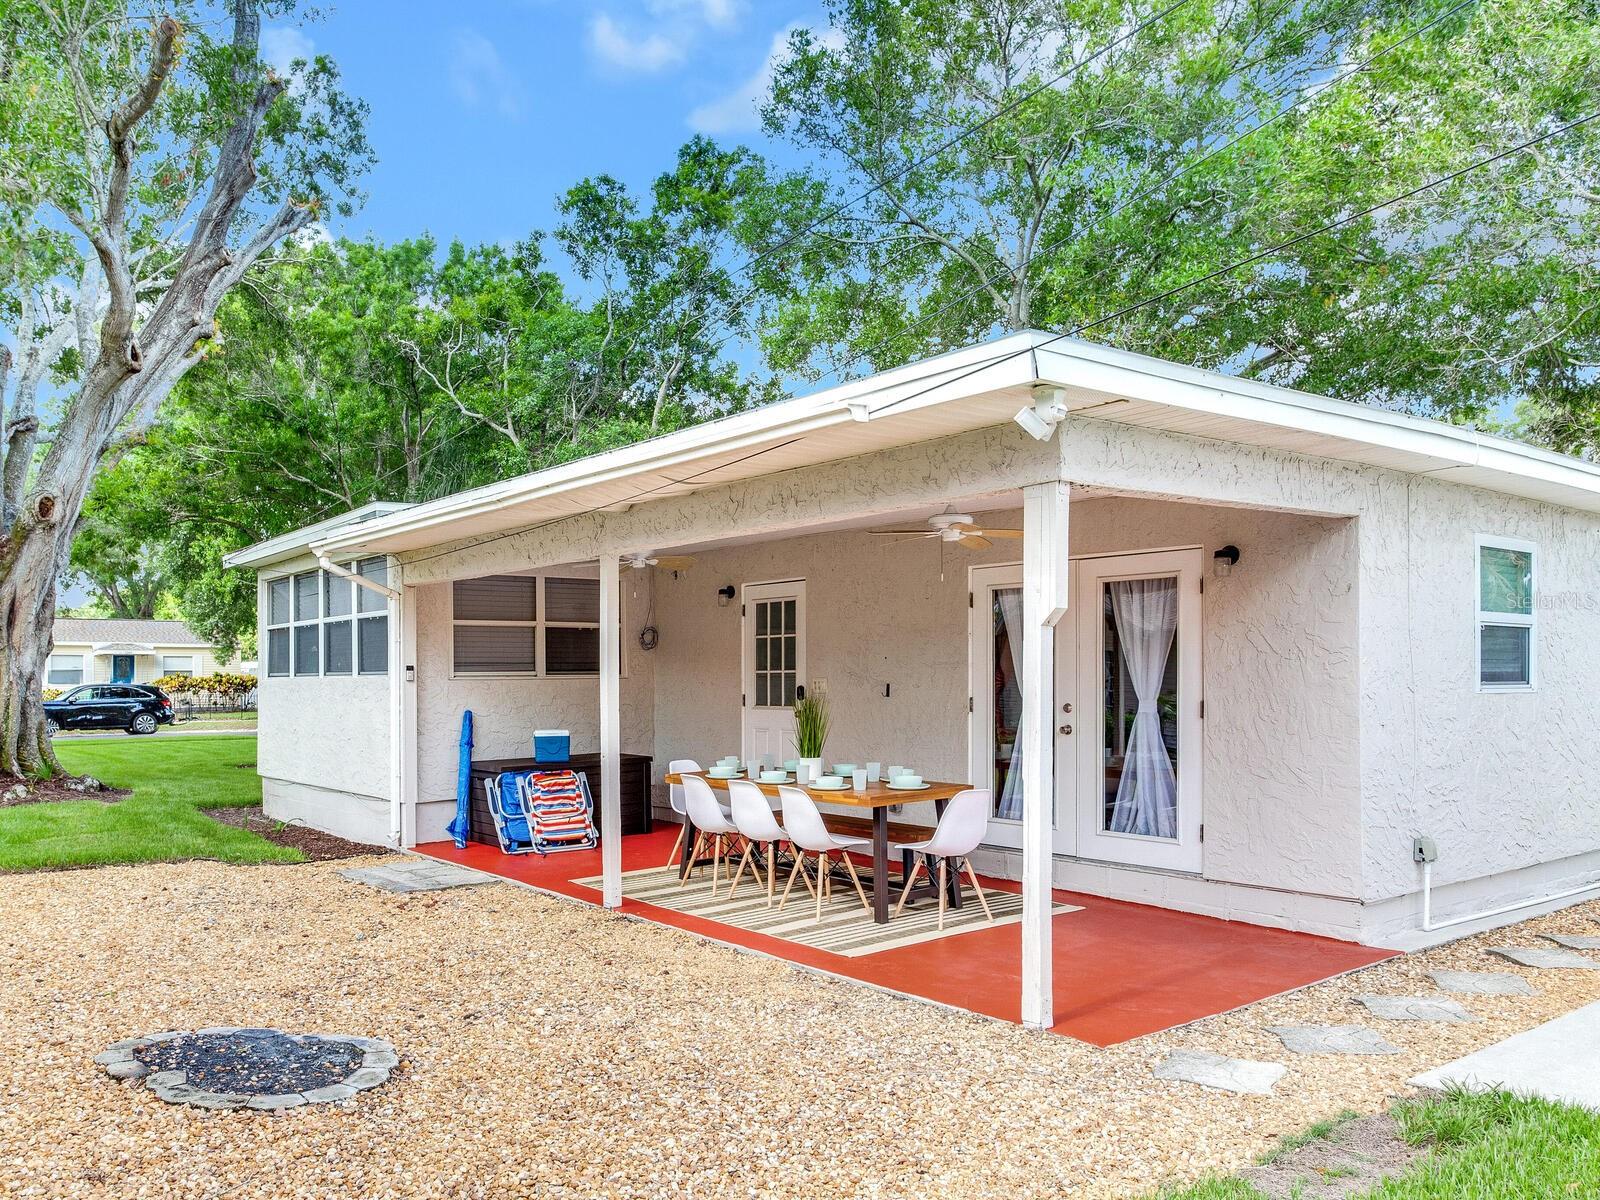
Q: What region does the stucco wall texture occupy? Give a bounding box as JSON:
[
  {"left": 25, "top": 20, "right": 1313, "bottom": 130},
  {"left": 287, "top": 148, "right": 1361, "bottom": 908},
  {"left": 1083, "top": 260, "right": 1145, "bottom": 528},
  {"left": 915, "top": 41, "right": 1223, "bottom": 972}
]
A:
[{"left": 253, "top": 415, "right": 1600, "bottom": 943}]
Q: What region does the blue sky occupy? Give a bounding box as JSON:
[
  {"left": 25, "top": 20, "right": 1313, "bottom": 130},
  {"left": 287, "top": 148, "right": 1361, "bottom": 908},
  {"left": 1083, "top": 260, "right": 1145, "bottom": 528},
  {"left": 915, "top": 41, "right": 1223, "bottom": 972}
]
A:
[{"left": 265, "top": 0, "right": 824, "bottom": 247}]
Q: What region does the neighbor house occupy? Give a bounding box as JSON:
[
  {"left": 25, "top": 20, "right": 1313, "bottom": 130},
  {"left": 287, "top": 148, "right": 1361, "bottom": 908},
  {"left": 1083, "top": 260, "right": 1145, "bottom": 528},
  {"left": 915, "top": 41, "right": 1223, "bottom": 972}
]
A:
[
  {"left": 48, "top": 617, "right": 237, "bottom": 687},
  {"left": 225, "top": 332, "right": 1600, "bottom": 1026}
]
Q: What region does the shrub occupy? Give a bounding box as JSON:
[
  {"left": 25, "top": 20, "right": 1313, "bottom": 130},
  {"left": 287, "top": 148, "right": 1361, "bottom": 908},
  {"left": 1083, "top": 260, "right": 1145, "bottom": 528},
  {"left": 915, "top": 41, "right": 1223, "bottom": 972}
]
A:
[{"left": 151, "top": 672, "right": 258, "bottom": 701}]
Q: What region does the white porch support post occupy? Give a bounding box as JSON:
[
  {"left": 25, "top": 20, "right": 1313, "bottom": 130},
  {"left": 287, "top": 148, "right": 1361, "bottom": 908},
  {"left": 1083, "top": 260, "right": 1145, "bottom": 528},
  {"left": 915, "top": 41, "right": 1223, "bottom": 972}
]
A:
[
  {"left": 599, "top": 552, "right": 624, "bottom": 909},
  {"left": 1020, "top": 479, "right": 1070, "bottom": 1030}
]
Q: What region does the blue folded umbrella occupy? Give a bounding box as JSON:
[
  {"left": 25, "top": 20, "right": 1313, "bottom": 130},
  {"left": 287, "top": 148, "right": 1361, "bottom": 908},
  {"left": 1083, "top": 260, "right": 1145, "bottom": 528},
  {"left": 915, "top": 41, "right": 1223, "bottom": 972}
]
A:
[{"left": 445, "top": 710, "right": 474, "bottom": 849}]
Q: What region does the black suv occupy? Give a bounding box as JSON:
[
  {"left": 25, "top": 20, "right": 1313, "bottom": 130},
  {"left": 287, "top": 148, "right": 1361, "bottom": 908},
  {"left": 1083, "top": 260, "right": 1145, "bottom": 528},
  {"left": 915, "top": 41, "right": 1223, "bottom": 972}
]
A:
[{"left": 44, "top": 684, "right": 175, "bottom": 736}]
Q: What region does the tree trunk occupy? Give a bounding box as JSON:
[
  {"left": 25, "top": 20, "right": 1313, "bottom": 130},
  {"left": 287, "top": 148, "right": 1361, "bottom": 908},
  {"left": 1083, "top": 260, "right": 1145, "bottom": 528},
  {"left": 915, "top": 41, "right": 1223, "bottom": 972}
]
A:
[{"left": 0, "top": 518, "right": 69, "bottom": 777}]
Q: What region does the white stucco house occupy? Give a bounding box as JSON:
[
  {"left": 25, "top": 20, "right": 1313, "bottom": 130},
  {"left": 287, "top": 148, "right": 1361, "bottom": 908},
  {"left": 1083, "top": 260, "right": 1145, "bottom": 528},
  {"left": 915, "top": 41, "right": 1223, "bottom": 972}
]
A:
[
  {"left": 226, "top": 332, "right": 1600, "bottom": 1024},
  {"left": 48, "top": 617, "right": 237, "bottom": 687}
]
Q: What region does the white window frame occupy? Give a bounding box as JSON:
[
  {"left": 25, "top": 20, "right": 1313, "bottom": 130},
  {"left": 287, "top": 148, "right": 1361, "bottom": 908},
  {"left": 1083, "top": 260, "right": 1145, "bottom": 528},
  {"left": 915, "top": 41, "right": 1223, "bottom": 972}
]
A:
[
  {"left": 1476, "top": 535, "right": 1537, "bottom": 692},
  {"left": 264, "top": 558, "right": 390, "bottom": 679},
  {"left": 47, "top": 653, "right": 85, "bottom": 686},
  {"left": 449, "top": 572, "right": 618, "bottom": 679}
]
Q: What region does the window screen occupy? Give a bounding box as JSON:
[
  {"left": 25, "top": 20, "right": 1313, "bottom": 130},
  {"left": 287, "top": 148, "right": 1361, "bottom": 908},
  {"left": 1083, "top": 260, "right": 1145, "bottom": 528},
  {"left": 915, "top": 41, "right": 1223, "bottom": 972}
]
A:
[
  {"left": 453, "top": 625, "right": 536, "bottom": 674},
  {"left": 324, "top": 621, "right": 353, "bottom": 675},
  {"left": 453, "top": 575, "right": 536, "bottom": 622}
]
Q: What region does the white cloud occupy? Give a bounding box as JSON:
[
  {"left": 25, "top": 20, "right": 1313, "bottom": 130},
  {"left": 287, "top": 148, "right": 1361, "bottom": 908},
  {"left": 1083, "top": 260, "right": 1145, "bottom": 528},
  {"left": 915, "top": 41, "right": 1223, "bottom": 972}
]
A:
[
  {"left": 652, "top": 0, "right": 741, "bottom": 28},
  {"left": 448, "top": 28, "right": 527, "bottom": 119},
  {"left": 688, "top": 23, "right": 842, "bottom": 135},
  {"left": 261, "top": 26, "right": 315, "bottom": 76},
  {"left": 588, "top": 12, "right": 690, "bottom": 73}
]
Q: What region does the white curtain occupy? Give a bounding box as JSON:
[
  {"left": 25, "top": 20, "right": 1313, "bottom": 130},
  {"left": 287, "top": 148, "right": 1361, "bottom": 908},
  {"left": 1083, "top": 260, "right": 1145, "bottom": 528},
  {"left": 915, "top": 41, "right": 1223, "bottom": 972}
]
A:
[
  {"left": 995, "top": 588, "right": 1026, "bottom": 820},
  {"left": 1108, "top": 577, "right": 1178, "bottom": 838}
]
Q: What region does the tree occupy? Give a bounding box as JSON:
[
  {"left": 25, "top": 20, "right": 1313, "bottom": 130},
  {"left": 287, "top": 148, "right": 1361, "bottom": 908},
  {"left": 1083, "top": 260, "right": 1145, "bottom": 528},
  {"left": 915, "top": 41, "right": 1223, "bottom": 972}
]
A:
[
  {"left": 0, "top": 0, "right": 370, "bottom": 774},
  {"left": 749, "top": 0, "right": 1599, "bottom": 428},
  {"left": 67, "top": 467, "right": 171, "bottom": 618}
]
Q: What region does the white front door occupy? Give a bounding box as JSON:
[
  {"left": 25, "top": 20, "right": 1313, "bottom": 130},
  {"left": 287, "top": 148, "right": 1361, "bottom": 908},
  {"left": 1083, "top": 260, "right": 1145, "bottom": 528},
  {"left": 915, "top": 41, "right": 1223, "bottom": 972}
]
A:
[
  {"left": 1074, "top": 549, "right": 1203, "bottom": 872},
  {"left": 968, "top": 563, "right": 1075, "bottom": 852},
  {"left": 741, "top": 580, "right": 806, "bottom": 766}
]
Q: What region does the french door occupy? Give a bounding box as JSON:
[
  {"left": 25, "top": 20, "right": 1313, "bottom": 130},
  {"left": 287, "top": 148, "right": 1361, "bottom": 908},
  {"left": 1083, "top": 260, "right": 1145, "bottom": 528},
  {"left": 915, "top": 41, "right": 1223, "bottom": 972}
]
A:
[
  {"left": 968, "top": 564, "right": 1074, "bottom": 852},
  {"left": 741, "top": 580, "right": 806, "bottom": 766},
  {"left": 1074, "top": 549, "right": 1203, "bottom": 872}
]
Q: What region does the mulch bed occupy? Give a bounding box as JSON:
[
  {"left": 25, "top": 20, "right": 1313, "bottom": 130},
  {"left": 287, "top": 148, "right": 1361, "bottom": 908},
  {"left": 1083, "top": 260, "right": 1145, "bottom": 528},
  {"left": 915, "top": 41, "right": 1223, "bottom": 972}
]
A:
[
  {"left": 203, "top": 806, "right": 386, "bottom": 861},
  {"left": 0, "top": 774, "right": 130, "bottom": 808}
]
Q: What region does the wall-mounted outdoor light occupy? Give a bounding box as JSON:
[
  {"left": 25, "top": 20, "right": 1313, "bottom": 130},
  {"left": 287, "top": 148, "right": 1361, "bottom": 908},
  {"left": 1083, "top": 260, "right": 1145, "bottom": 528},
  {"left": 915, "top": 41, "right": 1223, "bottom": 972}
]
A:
[
  {"left": 716, "top": 584, "right": 736, "bottom": 607},
  {"left": 1213, "top": 545, "right": 1241, "bottom": 578}
]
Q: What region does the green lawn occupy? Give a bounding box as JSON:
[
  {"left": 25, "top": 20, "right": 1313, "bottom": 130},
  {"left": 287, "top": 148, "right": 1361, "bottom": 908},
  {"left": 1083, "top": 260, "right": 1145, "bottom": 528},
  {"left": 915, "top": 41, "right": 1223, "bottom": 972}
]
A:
[
  {"left": 1158, "top": 1090, "right": 1600, "bottom": 1199},
  {"left": 0, "top": 734, "right": 301, "bottom": 871}
]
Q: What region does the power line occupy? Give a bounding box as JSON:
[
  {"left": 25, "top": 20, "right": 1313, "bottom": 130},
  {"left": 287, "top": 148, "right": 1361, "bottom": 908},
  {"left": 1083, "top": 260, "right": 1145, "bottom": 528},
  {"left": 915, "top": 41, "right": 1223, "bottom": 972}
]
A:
[
  {"left": 764, "top": 0, "right": 1479, "bottom": 396},
  {"left": 859, "top": 110, "right": 1599, "bottom": 422}
]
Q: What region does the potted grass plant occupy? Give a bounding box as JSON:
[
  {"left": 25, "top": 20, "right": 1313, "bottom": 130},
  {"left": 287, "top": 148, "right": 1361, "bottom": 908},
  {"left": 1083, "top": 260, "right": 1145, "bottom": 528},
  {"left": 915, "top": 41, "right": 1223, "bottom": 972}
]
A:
[{"left": 793, "top": 690, "right": 830, "bottom": 784}]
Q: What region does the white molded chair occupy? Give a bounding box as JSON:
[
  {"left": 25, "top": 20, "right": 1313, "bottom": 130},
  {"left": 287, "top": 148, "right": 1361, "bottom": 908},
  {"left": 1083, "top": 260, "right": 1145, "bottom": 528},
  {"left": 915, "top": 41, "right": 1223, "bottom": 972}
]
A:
[
  {"left": 892, "top": 788, "right": 995, "bottom": 928},
  {"left": 680, "top": 774, "right": 742, "bottom": 896},
  {"left": 777, "top": 785, "right": 871, "bottom": 922},
  {"left": 665, "top": 758, "right": 702, "bottom": 866},
  {"left": 725, "top": 779, "right": 793, "bottom": 905}
]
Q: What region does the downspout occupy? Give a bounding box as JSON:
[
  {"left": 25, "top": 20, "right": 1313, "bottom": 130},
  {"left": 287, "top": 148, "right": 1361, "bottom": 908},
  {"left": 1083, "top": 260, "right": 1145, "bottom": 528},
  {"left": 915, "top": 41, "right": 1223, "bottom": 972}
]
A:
[
  {"left": 1420, "top": 860, "right": 1600, "bottom": 933},
  {"left": 318, "top": 555, "right": 405, "bottom": 847}
]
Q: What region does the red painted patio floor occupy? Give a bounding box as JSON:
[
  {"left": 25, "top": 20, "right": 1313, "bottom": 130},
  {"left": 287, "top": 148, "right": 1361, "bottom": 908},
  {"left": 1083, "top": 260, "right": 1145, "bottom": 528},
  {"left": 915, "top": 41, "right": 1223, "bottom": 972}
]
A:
[{"left": 415, "top": 829, "right": 1396, "bottom": 1046}]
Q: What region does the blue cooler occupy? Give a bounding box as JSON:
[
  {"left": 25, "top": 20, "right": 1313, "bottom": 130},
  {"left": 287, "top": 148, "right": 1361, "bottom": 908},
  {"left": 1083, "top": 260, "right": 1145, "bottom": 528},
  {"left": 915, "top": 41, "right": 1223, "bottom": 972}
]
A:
[{"left": 533, "top": 729, "right": 570, "bottom": 763}]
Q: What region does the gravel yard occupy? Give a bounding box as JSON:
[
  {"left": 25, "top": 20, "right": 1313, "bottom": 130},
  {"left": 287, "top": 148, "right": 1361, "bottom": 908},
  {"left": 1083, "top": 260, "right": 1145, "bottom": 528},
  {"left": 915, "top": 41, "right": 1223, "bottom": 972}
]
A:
[{"left": 6, "top": 856, "right": 1600, "bottom": 1199}]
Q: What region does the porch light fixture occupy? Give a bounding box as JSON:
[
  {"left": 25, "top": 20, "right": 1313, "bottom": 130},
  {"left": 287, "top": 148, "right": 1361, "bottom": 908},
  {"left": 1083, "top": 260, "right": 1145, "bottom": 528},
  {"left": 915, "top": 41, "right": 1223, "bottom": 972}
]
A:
[
  {"left": 716, "top": 585, "right": 736, "bottom": 607},
  {"left": 1015, "top": 384, "right": 1068, "bottom": 442},
  {"left": 1213, "top": 545, "right": 1241, "bottom": 577}
]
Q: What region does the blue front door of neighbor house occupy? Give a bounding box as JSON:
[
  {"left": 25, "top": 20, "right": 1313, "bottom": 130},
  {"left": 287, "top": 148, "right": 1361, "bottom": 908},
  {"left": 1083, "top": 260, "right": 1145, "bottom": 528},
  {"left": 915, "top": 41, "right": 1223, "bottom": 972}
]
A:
[{"left": 112, "top": 655, "right": 134, "bottom": 683}]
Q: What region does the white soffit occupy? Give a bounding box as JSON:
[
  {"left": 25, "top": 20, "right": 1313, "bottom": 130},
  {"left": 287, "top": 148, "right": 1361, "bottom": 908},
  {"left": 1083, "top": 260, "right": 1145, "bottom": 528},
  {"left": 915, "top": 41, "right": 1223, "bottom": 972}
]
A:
[{"left": 303, "top": 331, "right": 1600, "bottom": 561}]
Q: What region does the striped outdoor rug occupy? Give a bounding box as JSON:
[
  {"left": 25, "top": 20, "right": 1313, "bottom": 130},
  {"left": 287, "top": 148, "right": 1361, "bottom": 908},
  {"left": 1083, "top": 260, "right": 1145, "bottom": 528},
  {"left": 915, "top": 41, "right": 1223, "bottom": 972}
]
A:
[{"left": 575, "top": 862, "right": 1081, "bottom": 958}]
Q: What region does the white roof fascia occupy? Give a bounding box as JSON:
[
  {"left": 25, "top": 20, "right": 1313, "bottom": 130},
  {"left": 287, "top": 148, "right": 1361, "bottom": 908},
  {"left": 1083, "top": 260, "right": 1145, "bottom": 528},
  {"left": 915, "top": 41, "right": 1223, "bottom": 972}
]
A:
[{"left": 223, "top": 501, "right": 415, "bottom": 571}]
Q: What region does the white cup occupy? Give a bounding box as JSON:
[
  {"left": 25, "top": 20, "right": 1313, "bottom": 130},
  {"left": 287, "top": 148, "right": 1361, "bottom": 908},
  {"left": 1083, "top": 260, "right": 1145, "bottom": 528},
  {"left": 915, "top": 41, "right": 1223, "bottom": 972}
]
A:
[
  {"left": 887, "top": 765, "right": 905, "bottom": 781},
  {"left": 866, "top": 761, "right": 881, "bottom": 782},
  {"left": 852, "top": 768, "right": 868, "bottom": 791}
]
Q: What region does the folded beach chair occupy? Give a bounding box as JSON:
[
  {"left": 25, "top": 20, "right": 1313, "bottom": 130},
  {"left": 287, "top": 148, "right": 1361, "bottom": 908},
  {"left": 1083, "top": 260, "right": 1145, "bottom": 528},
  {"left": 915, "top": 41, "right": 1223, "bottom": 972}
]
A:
[{"left": 483, "top": 769, "right": 598, "bottom": 856}]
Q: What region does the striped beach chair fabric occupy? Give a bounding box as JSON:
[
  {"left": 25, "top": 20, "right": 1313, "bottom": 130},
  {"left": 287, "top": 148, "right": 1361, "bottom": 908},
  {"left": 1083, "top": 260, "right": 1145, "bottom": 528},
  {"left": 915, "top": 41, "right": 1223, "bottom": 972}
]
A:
[{"left": 483, "top": 769, "right": 597, "bottom": 856}]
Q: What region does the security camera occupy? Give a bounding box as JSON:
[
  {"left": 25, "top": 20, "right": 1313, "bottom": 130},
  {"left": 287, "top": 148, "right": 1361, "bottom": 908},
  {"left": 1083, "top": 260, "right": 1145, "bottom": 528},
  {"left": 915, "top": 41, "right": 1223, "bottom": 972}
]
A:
[{"left": 1014, "top": 386, "right": 1068, "bottom": 442}]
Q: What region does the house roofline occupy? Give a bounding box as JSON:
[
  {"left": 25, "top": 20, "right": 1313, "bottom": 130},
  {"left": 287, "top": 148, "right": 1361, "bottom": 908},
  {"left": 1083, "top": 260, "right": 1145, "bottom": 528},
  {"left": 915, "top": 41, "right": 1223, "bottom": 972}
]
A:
[{"left": 222, "top": 500, "right": 415, "bottom": 571}]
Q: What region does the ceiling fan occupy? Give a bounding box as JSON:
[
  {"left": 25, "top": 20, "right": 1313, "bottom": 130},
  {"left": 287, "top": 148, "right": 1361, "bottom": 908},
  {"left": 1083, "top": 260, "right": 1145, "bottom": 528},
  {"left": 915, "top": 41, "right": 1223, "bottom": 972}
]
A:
[
  {"left": 626, "top": 551, "right": 696, "bottom": 571},
  {"left": 867, "top": 512, "right": 1023, "bottom": 550}
]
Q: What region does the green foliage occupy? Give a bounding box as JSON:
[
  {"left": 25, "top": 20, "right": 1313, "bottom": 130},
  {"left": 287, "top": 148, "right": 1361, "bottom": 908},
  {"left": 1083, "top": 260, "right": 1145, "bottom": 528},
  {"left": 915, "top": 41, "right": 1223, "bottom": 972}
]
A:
[
  {"left": 793, "top": 691, "right": 830, "bottom": 758},
  {"left": 1256, "top": 1111, "right": 1360, "bottom": 1164},
  {"left": 0, "top": 735, "right": 297, "bottom": 870},
  {"left": 150, "top": 672, "right": 256, "bottom": 699}
]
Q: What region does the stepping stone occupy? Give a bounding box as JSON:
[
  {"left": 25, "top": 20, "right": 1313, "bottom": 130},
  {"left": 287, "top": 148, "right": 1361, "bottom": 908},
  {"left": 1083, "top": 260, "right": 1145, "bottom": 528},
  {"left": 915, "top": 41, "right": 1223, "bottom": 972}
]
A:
[
  {"left": 1543, "top": 934, "right": 1600, "bottom": 951},
  {"left": 1410, "top": 1000, "right": 1600, "bottom": 1110},
  {"left": 340, "top": 861, "right": 495, "bottom": 894},
  {"left": 1266, "top": 1024, "right": 1401, "bottom": 1055},
  {"left": 1357, "top": 995, "right": 1474, "bottom": 1023},
  {"left": 1488, "top": 946, "right": 1600, "bottom": 970},
  {"left": 1153, "top": 1049, "right": 1286, "bottom": 1094},
  {"left": 1429, "top": 969, "right": 1536, "bottom": 996}
]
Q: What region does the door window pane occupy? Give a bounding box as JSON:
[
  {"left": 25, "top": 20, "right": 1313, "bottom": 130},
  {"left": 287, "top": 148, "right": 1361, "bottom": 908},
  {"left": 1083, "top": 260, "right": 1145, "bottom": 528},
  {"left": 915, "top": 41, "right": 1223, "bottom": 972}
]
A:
[
  {"left": 1480, "top": 624, "right": 1531, "bottom": 686},
  {"left": 992, "top": 588, "right": 1024, "bottom": 820},
  {"left": 1101, "top": 577, "right": 1179, "bottom": 839},
  {"left": 324, "top": 620, "right": 353, "bottom": 675},
  {"left": 752, "top": 599, "right": 795, "bottom": 709}
]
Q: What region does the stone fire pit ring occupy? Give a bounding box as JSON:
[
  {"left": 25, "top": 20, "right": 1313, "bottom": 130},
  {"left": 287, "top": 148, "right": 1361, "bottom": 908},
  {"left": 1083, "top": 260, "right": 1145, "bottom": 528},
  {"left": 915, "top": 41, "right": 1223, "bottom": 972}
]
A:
[{"left": 95, "top": 1027, "right": 399, "bottom": 1111}]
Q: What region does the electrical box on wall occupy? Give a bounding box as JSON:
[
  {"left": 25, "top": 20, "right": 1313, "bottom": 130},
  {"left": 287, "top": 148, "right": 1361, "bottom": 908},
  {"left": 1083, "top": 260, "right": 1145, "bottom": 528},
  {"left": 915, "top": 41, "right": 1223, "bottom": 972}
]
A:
[{"left": 1413, "top": 836, "right": 1437, "bottom": 864}]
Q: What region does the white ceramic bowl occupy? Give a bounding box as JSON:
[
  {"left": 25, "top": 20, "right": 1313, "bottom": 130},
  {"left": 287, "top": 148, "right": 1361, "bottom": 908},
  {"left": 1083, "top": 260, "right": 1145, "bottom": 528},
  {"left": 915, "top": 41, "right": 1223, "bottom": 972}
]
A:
[{"left": 813, "top": 775, "right": 844, "bottom": 789}]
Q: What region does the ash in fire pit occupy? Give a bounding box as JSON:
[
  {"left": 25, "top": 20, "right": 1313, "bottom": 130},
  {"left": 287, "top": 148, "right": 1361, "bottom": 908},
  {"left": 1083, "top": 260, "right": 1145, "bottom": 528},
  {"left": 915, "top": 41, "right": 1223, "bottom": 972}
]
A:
[{"left": 96, "top": 1028, "right": 398, "bottom": 1111}]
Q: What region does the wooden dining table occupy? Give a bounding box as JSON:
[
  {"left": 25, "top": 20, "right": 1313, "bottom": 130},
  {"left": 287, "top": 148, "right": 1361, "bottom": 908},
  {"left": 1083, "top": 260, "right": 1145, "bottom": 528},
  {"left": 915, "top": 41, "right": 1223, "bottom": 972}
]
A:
[{"left": 663, "top": 772, "right": 972, "bottom": 923}]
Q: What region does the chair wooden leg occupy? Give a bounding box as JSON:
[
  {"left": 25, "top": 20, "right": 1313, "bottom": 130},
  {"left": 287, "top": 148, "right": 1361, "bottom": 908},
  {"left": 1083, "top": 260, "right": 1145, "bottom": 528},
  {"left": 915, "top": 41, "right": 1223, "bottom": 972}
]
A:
[
  {"left": 766, "top": 843, "right": 775, "bottom": 907},
  {"left": 680, "top": 833, "right": 706, "bottom": 886},
  {"left": 711, "top": 834, "right": 724, "bottom": 897},
  {"left": 965, "top": 858, "right": 995, "bottom": 922},
  {"left": 727, "top": 842, "right": 754, "bottom": 899},
  {"left": 815, "top": 851, "right": 827, "bottom": 923},
  {"left": 895, "top": 855, "right": 924, "bottom": 916},
  {"left": 791, "top": 844, "right": 817, "bottom": 898},
  {"left": 666, "top": 822, "right": 686, "bottom": 868},
  {"left": 937, "top": 858, "right": 948, "bottom": 930},
  {"left": 841, "top": 853, "right": 870, "bottom": 913},
  {"left": 779, "top": 852, "right": 807, "bottom": 910}
]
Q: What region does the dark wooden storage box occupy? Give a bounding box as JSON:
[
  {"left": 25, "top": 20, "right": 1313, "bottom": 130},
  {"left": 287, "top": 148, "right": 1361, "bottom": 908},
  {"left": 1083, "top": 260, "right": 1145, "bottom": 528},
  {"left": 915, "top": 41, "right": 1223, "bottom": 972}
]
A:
[{"left": 466, "top": 753, "right": 653, "bottom": 846}]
